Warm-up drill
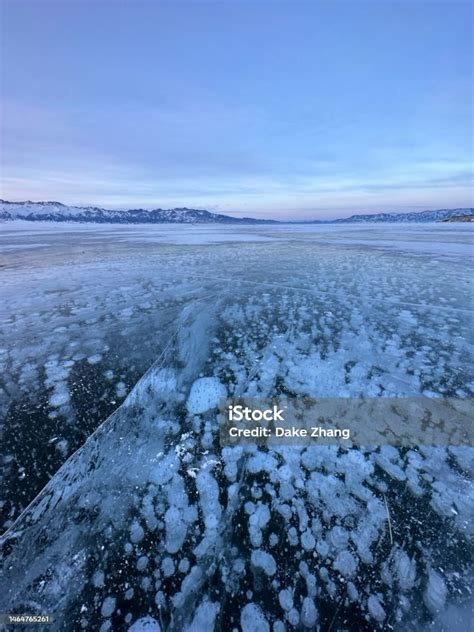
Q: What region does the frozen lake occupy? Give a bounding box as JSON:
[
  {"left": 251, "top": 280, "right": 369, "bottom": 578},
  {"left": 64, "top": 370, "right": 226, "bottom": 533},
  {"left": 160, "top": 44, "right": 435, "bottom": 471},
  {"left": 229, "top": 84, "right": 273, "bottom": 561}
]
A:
[
  {"left": 0, "top": 221, "right": 473, "bottom": 631},
  {"left": 2, "top": 219, "right": 474, "bottom": 252}
]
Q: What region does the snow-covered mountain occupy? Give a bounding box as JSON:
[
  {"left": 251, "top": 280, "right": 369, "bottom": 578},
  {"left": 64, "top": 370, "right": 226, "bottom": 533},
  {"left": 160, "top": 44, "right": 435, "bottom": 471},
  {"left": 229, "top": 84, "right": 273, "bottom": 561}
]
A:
[
  {"left": 441, "top": 213, "right": 474, "bottom": 222},
  {"left": 0, "top": 199, "right": 472, "bottom": 224},
  {"left": 330, "top": 208, "right": 474, "bottom": 223},
  {"left": 0, "top": 200, "right": 277, "bottom": 224}
]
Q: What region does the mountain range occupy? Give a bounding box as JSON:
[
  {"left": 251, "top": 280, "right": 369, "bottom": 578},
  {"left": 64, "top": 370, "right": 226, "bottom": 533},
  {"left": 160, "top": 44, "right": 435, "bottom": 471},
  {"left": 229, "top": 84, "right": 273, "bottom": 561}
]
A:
[{"left": 0, "top": 200, "right": 472, "bottom": 224}]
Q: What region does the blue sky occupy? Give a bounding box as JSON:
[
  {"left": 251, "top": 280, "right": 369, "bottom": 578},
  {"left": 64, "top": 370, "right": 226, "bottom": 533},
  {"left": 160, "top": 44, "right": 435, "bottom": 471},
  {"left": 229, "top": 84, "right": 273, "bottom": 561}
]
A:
[{"left": 1, "top": 0, "right": 472, "bottom": 219}]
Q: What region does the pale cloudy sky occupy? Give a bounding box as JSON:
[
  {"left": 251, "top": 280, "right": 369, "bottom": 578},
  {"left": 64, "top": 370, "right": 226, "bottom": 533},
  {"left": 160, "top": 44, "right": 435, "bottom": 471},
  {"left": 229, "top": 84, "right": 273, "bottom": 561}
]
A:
[{"left": 1, "top": 0, "right": 472, "bottom": 219}]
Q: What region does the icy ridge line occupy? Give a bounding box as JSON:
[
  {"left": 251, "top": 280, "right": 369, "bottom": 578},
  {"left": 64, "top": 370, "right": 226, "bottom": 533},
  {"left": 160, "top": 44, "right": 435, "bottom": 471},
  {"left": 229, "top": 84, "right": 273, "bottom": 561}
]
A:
[{"left": 0, "top": 199, "right": 472, "bottom": 224}]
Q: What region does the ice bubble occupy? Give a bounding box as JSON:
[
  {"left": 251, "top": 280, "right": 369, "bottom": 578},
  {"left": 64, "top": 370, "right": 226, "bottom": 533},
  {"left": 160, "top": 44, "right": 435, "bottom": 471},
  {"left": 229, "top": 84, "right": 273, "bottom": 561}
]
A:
[
  {"left": 130, "top": 520, "right": 144, "bottom": 544},
  {"left": 301, "top": 530, "right": 316, "bottom": 551},
  {"left": 115, "top": 382, "right": 127, "bottom": 398},
  {"left": 241, "top": 603, "right": 269, "bottom": 632},
  {"left": 393, "top": 549, "right": 416, "bottom": 591},
  {"left": 49, "top": 387, "right": 70, "bottom": 407},
  {"left": 100, "top": 596, "right": 116, "bottom": 618},
  {"left": 251, "top": 549, "right": 276, "bottom": 576},
  {"left": 136, "top": 555, "right": 149, "bottom": 571},
  {"left": 164, "top": 507, "right": 187, "bottom": 554},
  {"left": 333, "top": 550, "right": 358, "bottom": 578},
  {"left": 127, "top": 616, "right": 161, "bottom": 632},
  {"left": 300, "top": 597, "right": 318, "bottom": 628},
  {"left": 87, "top": 354, "right": 103, "bottom": 365},
  {"left": 278, "top": 588, "right": 293, "bottom": 612},
  {"left": 161, "top": 557, "right": 175, "bottom": 577},
  {"left": 186, "top": 377, "right": 226, "bottom": 414},
  {"left": 186, "top": 599, "right": 219, "bottom": 632},
  {"left": 92, "top": 570, "right": 105, "bottom": 588},
  {"left": 178, "top": 558, "right": 190, "bottom": 573},
  {"left": 367, "top": 594, "right": 386, "bottom": 622},
  {"left": 423, "top": 569, "right": 447, "bottom": 615}
]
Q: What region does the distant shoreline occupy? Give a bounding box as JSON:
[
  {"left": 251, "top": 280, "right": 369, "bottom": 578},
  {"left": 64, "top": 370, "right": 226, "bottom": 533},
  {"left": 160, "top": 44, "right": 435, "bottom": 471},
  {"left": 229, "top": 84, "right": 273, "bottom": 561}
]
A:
[{"left": 1, "top": 200, "right": 473, "bottom": 225}]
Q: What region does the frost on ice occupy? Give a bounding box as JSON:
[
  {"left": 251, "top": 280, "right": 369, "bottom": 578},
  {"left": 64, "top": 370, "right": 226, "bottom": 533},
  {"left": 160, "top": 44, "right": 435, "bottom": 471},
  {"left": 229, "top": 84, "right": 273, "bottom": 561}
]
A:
[{"left": 1, "top": 224, "right": 473, "bottom": 630}]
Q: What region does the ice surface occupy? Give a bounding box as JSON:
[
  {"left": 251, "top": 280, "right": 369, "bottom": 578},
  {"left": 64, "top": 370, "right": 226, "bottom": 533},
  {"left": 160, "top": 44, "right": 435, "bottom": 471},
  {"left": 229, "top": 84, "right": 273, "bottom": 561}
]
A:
[{"left": 0, "top": 223, "right": 473, "bottom": 630}]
